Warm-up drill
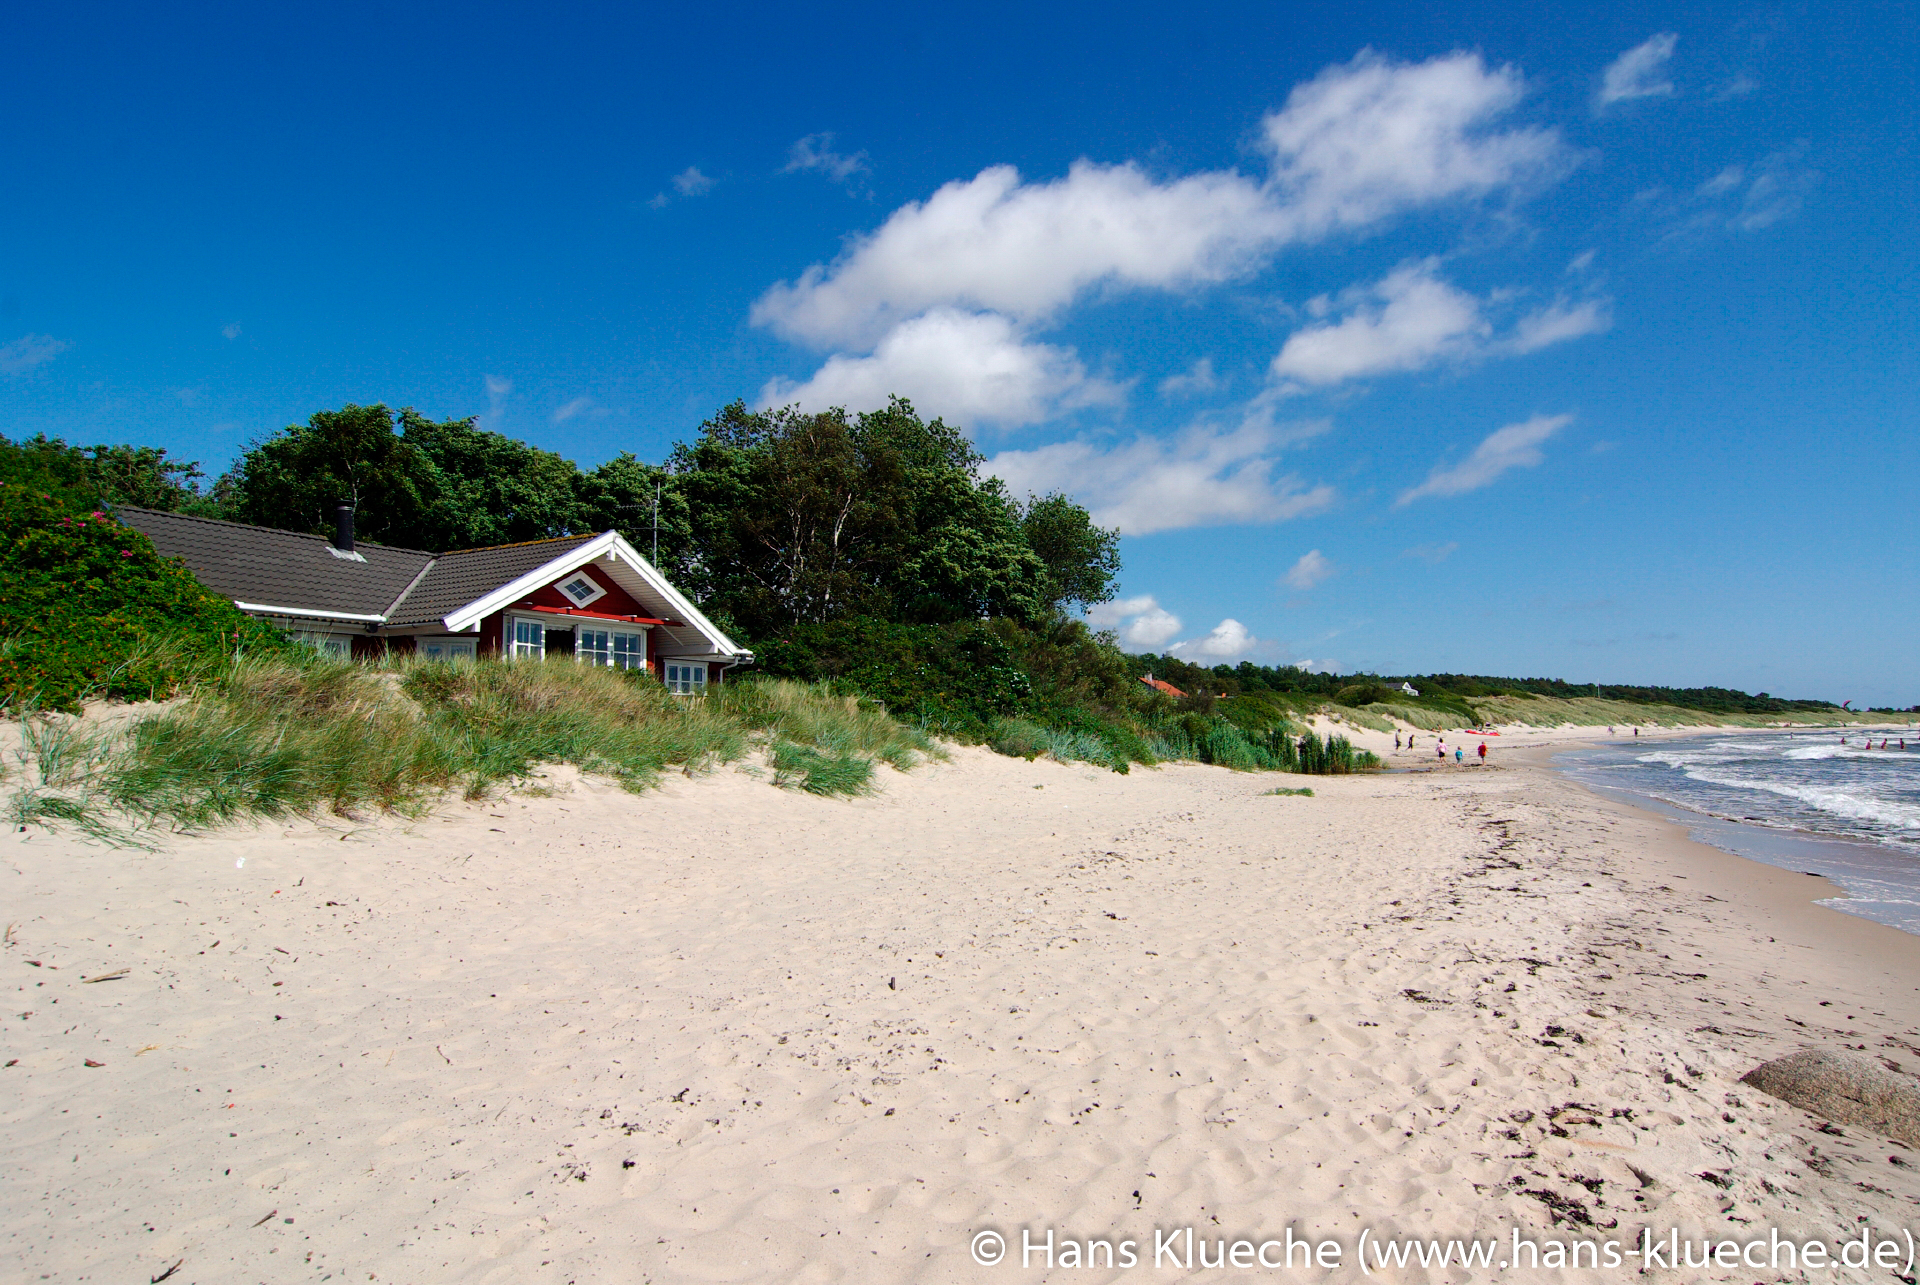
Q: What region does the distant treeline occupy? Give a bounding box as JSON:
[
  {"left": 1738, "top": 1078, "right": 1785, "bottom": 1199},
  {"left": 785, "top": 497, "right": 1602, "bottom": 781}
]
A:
[{"left": 1122, "top": 655, "right": 1844, "bottom": 715}]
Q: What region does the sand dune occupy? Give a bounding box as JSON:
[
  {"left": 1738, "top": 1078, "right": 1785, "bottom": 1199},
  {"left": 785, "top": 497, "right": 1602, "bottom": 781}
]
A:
[{"left": 5, "top": 744, "right": 1918, "bottom": 1282}]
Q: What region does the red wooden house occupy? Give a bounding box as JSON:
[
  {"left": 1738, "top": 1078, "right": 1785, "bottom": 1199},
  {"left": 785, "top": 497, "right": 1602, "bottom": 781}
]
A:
[{"left": 118, "top": 505, "right": 750, "bottom": 691}]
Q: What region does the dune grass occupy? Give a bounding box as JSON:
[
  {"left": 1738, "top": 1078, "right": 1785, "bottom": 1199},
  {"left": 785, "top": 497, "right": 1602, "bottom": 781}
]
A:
[
  {"left": 5, "top": 655, "right": 941, "bottom": 840},
  {"left": 1262, "top": 786, "right": 1314, "bottom": 797}
]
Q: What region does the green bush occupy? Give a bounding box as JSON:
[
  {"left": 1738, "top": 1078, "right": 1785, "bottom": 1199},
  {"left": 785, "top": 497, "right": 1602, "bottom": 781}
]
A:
[{"left": 0, "top": 485, "right": 292, "bottom": 712}]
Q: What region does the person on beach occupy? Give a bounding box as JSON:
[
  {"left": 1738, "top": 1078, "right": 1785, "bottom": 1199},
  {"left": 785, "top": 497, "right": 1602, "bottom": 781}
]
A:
[
  {"left": 1437, "top": 740, "right": 1446, "bottom": 760},
  {"left": 1478, "top": 741, "right": 1487, "bottom": 762},
  {"left": 1395, "top": 732, "right": 1401, "bottom": 750},
  {"left": 1455, "top": 747, "right": 1464, "bottom": 763}
]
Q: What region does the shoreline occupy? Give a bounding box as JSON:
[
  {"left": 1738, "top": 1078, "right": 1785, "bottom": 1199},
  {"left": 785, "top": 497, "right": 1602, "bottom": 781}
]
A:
[{"left": 6, "top": 746, "right": 1919, "bottom": 1282}]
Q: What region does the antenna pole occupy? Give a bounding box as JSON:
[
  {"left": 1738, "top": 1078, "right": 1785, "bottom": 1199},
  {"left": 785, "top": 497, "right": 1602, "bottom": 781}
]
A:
[{"left": 652, "top": 479, "right": 660, "bottom": 565}]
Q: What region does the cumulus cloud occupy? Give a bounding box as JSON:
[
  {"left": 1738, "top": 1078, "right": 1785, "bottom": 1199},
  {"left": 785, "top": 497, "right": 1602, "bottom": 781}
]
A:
[
  {"left": 0, "top": 334, "right": 68, "bottom": 375},
  {"left": 753, "top": 161, "right": 1283, "bottom": 350},
  {"left": 1282, "top": 549, "right": 1335, "bottom": 590},
  {"left": 752, "top": 51, "right": 1566, "bottom": 352},
  {"left": 985, "top": 408, "right": 1334, "bottom": 536},
  {"left": 1087, "top": 595, "right": 1184, "bottom": 648},
  {"left": 783, "top": 133, "right": 870, "bottom": 184},
  {"left": 759, "top": 309, "right": 1123, "bottom": 427},
  {"left": 1262, "top": 49, "right": 1566, "bottom": 235},
  {"left": 1597, "top": 34, "right": 1678, "bottom": 109},
  {"left": 1271, "top": 261, "right": 1607, "bottom": 386},
  {"left": 1169, "top": 618, "right": 1260, "bottom": 661},
  {"left": 1396, "top": 412, "right": 1570, "bottom": 506},
  {"left": 1273, "top": 261, "right": 1488, "bottom": 385},
  {"left": 221, "top": 323, "right": 242, "bottom": 340}
]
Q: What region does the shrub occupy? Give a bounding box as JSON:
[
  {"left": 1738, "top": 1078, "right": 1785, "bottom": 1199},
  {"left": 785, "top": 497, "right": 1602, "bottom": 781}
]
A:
[{"left": 0, "top": 485, "right": 293, "bottom": 712}]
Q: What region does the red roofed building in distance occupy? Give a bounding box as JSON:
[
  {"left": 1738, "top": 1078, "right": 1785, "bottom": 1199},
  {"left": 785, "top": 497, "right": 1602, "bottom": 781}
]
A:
[{"left": 1141, "top": 674, "right": 1186, "bottom": 698}]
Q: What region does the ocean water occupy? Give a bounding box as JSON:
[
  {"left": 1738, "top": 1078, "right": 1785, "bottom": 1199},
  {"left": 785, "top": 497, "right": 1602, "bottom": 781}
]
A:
[{"left": 1555, "top": 730, "right": 1920, "bottom": 936}]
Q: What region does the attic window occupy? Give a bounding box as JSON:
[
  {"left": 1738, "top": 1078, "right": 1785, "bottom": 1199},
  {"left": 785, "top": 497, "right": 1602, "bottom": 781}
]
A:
[{"left": 556, "top": 572, "right": 607, "bottom": 608}]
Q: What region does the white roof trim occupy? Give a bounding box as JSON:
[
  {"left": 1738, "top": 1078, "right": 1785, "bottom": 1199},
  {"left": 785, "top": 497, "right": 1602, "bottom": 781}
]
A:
[
  {"left": 236, "top": 602, "right": 386, "bottom": 624},
  {"left": 440, "top": 532, "right": 750, "bottom": 659}
]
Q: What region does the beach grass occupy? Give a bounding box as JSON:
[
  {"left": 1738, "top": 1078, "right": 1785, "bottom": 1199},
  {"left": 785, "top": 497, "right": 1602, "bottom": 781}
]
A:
[
  {"left": 1262, "top": 786, "right": 1314, "bottom": 796},
  {"left": 5, "top": 656, "right": 941, "bottom": 839}
]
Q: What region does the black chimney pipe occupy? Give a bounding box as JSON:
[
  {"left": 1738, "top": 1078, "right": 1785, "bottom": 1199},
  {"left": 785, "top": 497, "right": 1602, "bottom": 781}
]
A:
[{"left": 333, "top": 504, "right": 355, "bottom": 552}]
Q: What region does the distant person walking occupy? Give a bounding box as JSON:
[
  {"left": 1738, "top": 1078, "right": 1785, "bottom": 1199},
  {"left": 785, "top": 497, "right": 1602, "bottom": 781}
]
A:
[
  {"left": 1455, "top": 747, "right": 1464, "bottom": 763},
  {"left": 1395, "top": 732, "right": 1402, "bottom": 750},
  {"left": 1478, "top": 741, "right": 1487, "bottom": 762},
  {"left": 1437, "top": 741, "right": 1446, "bottom": 760}
]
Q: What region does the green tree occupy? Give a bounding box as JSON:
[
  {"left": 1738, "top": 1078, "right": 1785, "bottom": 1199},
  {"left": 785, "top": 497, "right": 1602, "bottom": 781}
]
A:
[
  {"left": 401, "top": 410, "right": 581, "bottom": 549},
  {"left": 222, "top": 404, "right": 433, "bottom": 546},
  {"left": 668, "top": 398, "right": 1050, "bottom": 636},
  {"left": 0, "top": 433, "right": 213, "bottom": 513},
  {"left": 1016, "top": 491, "right": 1120, "bottom": 615}
]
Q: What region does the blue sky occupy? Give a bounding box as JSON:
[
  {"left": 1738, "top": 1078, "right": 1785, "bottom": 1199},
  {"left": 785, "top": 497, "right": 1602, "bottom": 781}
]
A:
[{"left": 4, "top": 2, "right": 1915, "bottom": 704}]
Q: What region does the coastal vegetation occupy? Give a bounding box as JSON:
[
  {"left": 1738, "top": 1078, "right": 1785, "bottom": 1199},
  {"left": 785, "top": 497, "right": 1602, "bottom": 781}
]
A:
[
  {"left": 5, "top": 656, "right": 939, "bottom": 842},
  {"left": 2, "top": 398, "right": 1884, "bottom": 832}
]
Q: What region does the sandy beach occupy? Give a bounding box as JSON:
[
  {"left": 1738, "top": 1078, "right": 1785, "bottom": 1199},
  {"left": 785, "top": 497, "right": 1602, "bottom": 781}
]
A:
[{"left": 6, "top": 734, "right": 1920, "bottom": 1283}]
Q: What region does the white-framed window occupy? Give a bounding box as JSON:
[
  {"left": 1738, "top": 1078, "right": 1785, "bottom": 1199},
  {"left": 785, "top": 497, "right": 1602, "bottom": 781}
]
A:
[
  {"left": 612, "top": 631, "right": 645, "bottom": 670},
  {"left": 421, "top": 638, "right": 476, "bottom": 662},
  {"left": 510, "top": 617, "right": 545, "bottom": 659},
  {"left": 293, "top": 630, "right": 352, "bottom": 658},
  {"left": 663, "top": 661, "right": 707, "bottom": 695},
  {"left": 578, "top": 628, "right": 646, "bottom": 670},
  {"left": 555, "top": 572, "right": 607, "bottom": 608}
]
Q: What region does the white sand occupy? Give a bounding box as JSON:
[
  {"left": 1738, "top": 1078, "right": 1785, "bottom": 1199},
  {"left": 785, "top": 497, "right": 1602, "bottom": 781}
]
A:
[{"left": 6, "top": 743, "right": 1919, "bottom": 1283}]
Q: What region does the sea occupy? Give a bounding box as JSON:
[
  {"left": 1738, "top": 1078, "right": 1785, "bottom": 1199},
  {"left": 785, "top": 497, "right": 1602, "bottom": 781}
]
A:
[{"left": 1554, "top": 728, "right": 1920, "bottom": 936}]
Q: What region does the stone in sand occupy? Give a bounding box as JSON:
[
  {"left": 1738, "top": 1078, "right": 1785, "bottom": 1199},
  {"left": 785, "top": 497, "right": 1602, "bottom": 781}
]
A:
[{"left": 1740, "top": 1048, "right": 1920, "bottom": 1146}]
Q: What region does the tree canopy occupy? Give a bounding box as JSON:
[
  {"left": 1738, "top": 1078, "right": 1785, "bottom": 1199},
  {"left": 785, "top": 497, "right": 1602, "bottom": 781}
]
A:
[
  {"left": 0, "top": 433, "right": 214, "bottom": 514},
  {"left": 130, "top": 395, "right": 1118, "bottom": 641}
]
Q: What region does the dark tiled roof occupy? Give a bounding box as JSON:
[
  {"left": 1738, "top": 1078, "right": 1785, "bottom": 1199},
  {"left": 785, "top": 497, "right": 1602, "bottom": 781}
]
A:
[
  {"left": 385, "top": 534, "right": 599, "bottom": 626},
  {"left": 117, "top": 507, "right": 433, "bottom": 619}
]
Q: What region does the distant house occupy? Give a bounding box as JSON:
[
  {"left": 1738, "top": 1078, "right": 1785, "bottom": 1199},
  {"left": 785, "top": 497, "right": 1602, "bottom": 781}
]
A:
[
  {"left": 1140, "top": 674, "right": 1186, "bottom": 698},
  {"left": 1400, "top": 681, "right": 1420, "bottom": 697},
  {"left": 116, "top": 506, "right": 751, "bottom": 691}
]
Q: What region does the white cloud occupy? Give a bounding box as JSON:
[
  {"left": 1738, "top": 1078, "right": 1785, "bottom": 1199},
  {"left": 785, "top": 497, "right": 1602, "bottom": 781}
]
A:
[
  {"left": 1507, "top": 297, "right": 1612, "bottom": 353},
  {"left": 985, "top": 407, "right": 1334, "bottom": 535},
  {"left": 752, "top": 51, "right": 1566, "bottom": 352},
  {"left": 1086, "top": 594, "right": 1158, "bottom": 627},
  {"left": 1597, "top": 33, "right": 1678, "bottom": 108},
  {"left": 1262, "top": 50, "right": 1566, "bottom": 236},
  {"left": 1735, "top": 149, "right": 1818, "bottom": 230},
  {"left": 753, "top": 161, "right": 1283, "bottom": 349},
  {"left": 1272, "top": 261, "right": 1487, "bottom": 385},
  {"left": 1169, "top": 618, "right": 1260, "bottom": 661},
  {"left": 552, "top": 397, "right": 606, "bottom": 425},
  {"left": 784, "top": 133, "right": 870, "bottom": 184},
  {"left": 0, "top": 334, "right": 68, "bottom": 375},
  {"left": 1396, "top": 412, "right": 1570, "bottom": 506},
  {"left": 1158, "top": 356, "right": 1219, "bottom": 398},
  {"left": 759, "top": 309, "right": 1123, "bottom": 427},
  {"left": 1087, "top": 595, "right": 1185, "bottom": 648},
  {"left": 648, "top": 166, "right": 715, "bottom": 208},
  {"left": 221, "top": 323, "right": 242, "bottom": 340},
  {"left": 1282, "top": 549, "right": 1335, "bottom": 590},
  {"left": 479, "top": 375, "right": 512, "bottom": 431},
  {"left": 1272, "top": 261, "right": 1609, "bottom": 385},
  {"left": 1402, "top": 541, "right": 1459, "bottom": 563},
  {"left": 1696, "top": 165, "right": 1743, "bottom": 198}
]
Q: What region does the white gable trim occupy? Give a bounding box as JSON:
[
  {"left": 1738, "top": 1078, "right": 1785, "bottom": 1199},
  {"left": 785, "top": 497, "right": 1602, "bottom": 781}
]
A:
[{"left": 440, "top": 531, "right": 750, "bottom": 659}]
